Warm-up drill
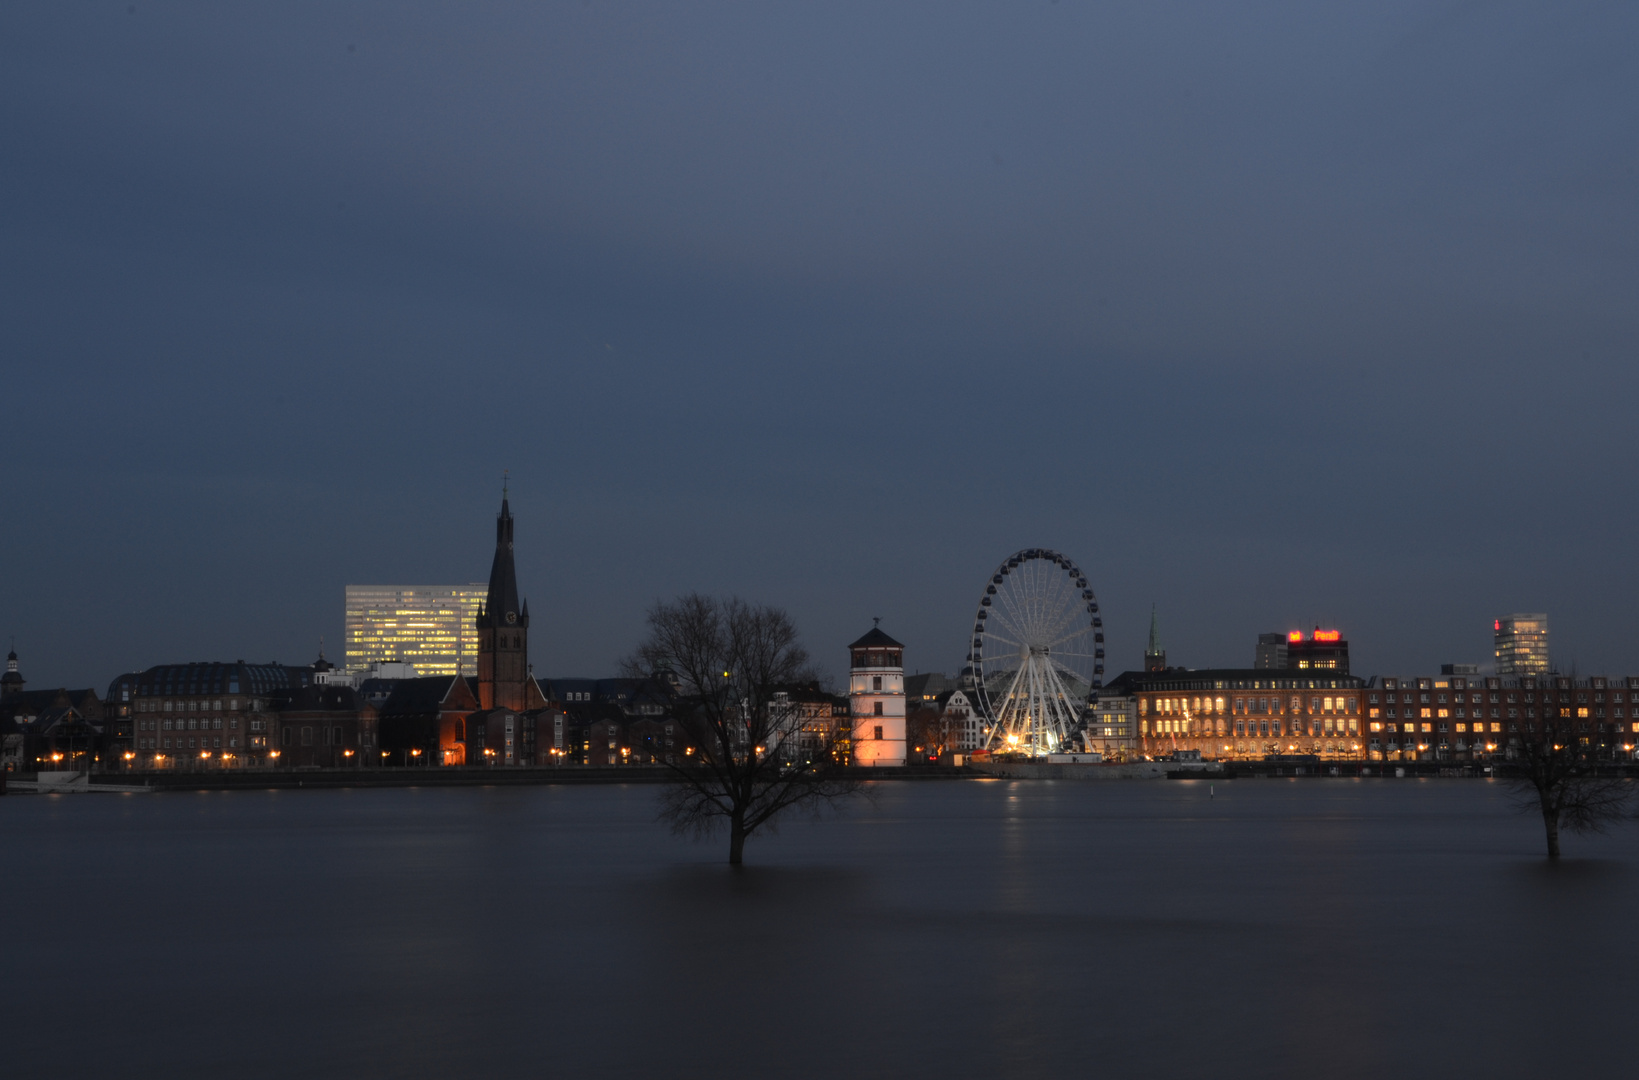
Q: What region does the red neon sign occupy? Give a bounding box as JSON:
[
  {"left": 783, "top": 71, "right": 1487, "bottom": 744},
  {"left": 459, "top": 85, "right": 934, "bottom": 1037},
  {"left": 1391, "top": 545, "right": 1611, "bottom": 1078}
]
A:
[
  {"left": 1313, "top": 630, "right": 1341, "bottom": 642},
  {"left": 1287, "top": 630, "right": 1303, "bottom": 643}
]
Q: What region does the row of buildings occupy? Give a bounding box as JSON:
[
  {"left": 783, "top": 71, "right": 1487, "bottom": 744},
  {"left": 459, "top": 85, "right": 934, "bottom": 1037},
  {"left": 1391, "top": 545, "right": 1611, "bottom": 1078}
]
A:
[
  {"left": 890, "top": 616, "right": 1630, "bottom": 765},
  {"left": 0, "top": 488, "right": 1602, "bottom": 772},
  {"left": 0, "top": 496, "right": 861, "bottom": 774}
]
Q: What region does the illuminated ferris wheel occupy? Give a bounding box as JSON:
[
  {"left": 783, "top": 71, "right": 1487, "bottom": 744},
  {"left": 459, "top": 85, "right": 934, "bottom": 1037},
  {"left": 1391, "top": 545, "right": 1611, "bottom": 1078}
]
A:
[{"left": 969, "top": 549, "right": 1105, "bottom": 756}]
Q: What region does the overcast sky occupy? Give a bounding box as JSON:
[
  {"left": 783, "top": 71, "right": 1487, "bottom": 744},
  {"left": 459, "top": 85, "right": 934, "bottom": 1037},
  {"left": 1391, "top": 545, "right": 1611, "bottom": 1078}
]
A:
[{"left": 4, "top": 2, "right": 1637, "bottom": 691}]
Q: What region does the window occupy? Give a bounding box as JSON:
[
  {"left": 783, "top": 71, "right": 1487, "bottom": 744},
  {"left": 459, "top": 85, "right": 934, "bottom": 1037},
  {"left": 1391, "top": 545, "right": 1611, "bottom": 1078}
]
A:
[
  {"left": 873, "top": 701, "right": 884, "bottom": 716},
  {"left": 873, "top": 725, "right": 883, "bottom": 741},
  {"left": 281, "top": 728, "right": 292, "bottom": 747},
  {"left": 872, "top": 676, "right": 882, "bottom": 692}
]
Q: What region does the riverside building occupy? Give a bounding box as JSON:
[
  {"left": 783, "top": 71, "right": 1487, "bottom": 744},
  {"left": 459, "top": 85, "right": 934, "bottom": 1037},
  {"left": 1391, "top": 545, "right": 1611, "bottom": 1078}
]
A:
[
  {"left": 849, "top": 624, "right": 906, "bottom": 766},
  {"left": 1111, "top": 668, "right": 1367, "bottom": 762},
  {"left": 1365, "top": 673, "right": 1639, "bottom": 762}
]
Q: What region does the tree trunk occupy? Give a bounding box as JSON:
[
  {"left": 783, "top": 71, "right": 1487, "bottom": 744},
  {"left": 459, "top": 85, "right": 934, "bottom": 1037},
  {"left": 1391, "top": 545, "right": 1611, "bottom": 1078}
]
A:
[
  {"left": 728, "top": 811, "right": 747, "bottom": 866},
  {"left": 1541, "top": 799, "right": 1561, "bottom": 859}
]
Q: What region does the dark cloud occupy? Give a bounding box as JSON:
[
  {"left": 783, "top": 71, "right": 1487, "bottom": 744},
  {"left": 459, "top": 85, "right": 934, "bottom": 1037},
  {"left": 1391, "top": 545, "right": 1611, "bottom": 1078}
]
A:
[{"left": 4, "top": 2, "right": 1637, "bottom": 688}]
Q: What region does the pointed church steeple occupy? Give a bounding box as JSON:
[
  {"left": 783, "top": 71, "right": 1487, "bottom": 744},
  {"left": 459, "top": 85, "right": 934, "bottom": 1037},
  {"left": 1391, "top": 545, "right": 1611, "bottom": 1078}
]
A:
[
  {"left": 477, "top": 487, "right": 529, "bottom": 711},
  {"left": 482, "top": 494, "right": 522, "bottom": 628},
  {"left": 1145, "top": 605, "right": 1167, "bottom": 672}
]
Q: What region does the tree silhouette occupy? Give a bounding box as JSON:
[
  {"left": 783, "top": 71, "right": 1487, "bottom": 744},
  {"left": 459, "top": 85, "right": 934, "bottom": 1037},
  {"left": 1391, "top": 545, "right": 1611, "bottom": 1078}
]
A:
[{"left": 625, "top": 594, "right": 860, "bottom": 865}]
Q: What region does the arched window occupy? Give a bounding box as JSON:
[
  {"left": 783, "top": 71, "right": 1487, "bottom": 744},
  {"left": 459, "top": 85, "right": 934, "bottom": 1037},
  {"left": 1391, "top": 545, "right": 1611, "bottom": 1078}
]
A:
[{"left": 455, "top": 719, "right": 466, "bottom": 741}]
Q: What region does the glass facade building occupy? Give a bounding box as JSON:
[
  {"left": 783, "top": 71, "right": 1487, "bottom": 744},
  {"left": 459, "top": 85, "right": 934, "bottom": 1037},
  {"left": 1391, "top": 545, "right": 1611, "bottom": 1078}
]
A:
[
  {"left": 344, "top": 585, "right": 486, "bottom": 676},
  {"left": 1494, "top": 613, "right": 1550, "bottom": 675}
]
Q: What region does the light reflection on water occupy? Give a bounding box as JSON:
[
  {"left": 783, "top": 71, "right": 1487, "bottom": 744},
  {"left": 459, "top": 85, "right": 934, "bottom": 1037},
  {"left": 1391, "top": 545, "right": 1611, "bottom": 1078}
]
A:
[{"left": 3, "top": 779, "right": 1636, "bottom": 1079}]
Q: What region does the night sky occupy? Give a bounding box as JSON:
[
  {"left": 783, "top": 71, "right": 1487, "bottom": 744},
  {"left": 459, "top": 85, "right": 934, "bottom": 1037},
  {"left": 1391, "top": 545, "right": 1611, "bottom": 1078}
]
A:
[{"left": 5, "top": 2, "right": 1637, "bottom": 691}]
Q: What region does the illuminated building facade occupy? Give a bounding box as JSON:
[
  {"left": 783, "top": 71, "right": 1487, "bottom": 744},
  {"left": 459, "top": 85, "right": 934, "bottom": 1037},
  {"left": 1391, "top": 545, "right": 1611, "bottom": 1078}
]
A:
[
  {"left": 849, "top": 625, "right": 906, "bottom": 766},
  {"left": 1366, "top": 673, "right": 1639, "bottom": 762},
  {"left": 1494, "top": 613, "right": 1549, "bottom": 674},
  {"left": 344, "top": 585, "right": 485, "bottom": 676},
  {"left": 1086, "top": 691, "right": 1138, "bottom": 760},
  {"left": 1116, "top": 668, "right": 1367, "bottom": 761}
]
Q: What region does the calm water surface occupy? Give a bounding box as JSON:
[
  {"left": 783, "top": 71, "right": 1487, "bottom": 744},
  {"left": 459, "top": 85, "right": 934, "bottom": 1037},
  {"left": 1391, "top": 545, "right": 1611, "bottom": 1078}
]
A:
[{"left": 3, "top": 778, "right": 1635, "bottom": 1079}]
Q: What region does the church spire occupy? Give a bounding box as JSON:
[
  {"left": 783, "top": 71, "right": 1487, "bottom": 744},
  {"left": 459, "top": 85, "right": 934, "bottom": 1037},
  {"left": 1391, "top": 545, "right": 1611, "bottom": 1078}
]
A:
[
  {"left": 1145, "top": 605, "right": 1167, "bottom": 672},
  {"left": 482, "top": 492, "right": 522, "bottom": 628},
  {"left": 477, "top": 487, "right": 530, "bottom": 714}
]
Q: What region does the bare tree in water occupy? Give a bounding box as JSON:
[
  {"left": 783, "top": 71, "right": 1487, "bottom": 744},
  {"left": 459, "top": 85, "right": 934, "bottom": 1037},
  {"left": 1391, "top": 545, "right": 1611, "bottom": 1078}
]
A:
[
  {"left": 625, "top": 594, "right": 860, "bottom": 865},
  {"left": 1507, "top": 714, "right": 1635, "bottom": 858}
]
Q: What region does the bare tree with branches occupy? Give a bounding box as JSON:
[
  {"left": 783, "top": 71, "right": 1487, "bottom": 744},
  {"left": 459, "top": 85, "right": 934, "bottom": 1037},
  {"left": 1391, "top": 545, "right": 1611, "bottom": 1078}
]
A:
[
  {"left": 1506, "top": 714, "right": 1636, "bottom": 858},
  {"left": 624, "top": 594, "right": 861, "bottom": 865}
]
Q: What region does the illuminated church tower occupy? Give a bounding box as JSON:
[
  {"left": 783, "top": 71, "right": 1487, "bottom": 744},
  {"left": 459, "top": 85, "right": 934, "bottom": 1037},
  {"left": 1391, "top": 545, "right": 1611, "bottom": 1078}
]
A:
[
  {"left": 849, "top": 622, "right": 906, "bottom": 767},
  {"left": 476, "top": 489, "right": 530, "bottom": 712}
]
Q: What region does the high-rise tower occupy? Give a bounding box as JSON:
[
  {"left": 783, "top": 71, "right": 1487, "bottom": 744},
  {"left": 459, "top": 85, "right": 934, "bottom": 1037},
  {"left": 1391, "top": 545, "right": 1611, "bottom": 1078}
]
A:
[
  {"left": 1494, "top": 614, "right": 1549, "bottom": 675},
  {"left": 477, "top": 491, "right": 530, "bottom": 711}
]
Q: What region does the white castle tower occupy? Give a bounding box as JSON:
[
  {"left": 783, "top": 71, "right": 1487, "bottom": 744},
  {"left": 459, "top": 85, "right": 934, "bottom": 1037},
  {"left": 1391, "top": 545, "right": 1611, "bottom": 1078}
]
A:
[{"left": 849, "top": 622, "right": 906, "bottom": 767}]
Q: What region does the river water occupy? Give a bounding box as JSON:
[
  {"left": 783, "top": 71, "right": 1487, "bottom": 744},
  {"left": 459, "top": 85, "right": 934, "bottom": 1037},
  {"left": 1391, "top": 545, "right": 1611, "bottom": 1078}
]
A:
[{"left": 3, "top": 778, "right": 1635, "bottom": 1079}]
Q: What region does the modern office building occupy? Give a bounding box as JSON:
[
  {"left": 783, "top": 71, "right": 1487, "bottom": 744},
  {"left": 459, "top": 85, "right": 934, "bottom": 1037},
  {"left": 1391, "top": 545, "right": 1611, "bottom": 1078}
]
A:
[
  {"left": 344, "top": 585, "right": 486, "bottom": 676},
  {"left": 1494, "top": 613, "right": 1549, "bottom": 674}
]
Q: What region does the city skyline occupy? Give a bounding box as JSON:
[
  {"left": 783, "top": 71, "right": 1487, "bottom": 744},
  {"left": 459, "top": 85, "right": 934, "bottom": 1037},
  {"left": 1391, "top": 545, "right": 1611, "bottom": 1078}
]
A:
[{"left": 5, "top": 4, "right": 1637, "bottom": 688}]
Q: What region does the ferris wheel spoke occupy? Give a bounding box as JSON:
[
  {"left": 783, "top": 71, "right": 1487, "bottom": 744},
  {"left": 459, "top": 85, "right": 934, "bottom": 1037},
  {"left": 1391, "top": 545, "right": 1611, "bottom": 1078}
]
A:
[
  {"left": 992, "top": 586, "right": 1031, "bottom": 639},
  {"left": 981, "top": 629, "right": 1025, "bottom": 651},
  {"left": 984, "top": 605, "right": 1029, "bottom": 643}
]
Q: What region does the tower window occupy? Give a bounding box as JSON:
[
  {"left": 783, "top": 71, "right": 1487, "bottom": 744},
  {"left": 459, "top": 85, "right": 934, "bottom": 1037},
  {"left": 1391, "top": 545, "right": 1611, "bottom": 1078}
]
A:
[
  {"left": 872, "top": 676, "right": 882, "bottom": 692},
  {"left": 874, "top": 726, "right": 883, "bottom": 740},
  {"left": 874, "top": 701, "right": 884, "bottom": 716}
]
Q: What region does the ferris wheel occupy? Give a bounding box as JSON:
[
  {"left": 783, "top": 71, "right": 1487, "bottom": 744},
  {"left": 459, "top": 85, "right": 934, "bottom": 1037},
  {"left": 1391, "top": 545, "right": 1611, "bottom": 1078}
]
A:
[{"left": 968, "top": 549, "right": 1104, "bottom": 755}]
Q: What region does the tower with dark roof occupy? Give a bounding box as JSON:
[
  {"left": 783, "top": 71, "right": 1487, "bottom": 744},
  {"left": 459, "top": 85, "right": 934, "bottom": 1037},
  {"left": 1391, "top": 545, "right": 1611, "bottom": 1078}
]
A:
[
  {"left": 849, "top": 622, "right": 906, "bottom": 767},
  {"left": 2, "top": 648, "right": 24, "bottom": 700},
  {"left": 477, "top": 491, "right": 531, "bottom": 712}
]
